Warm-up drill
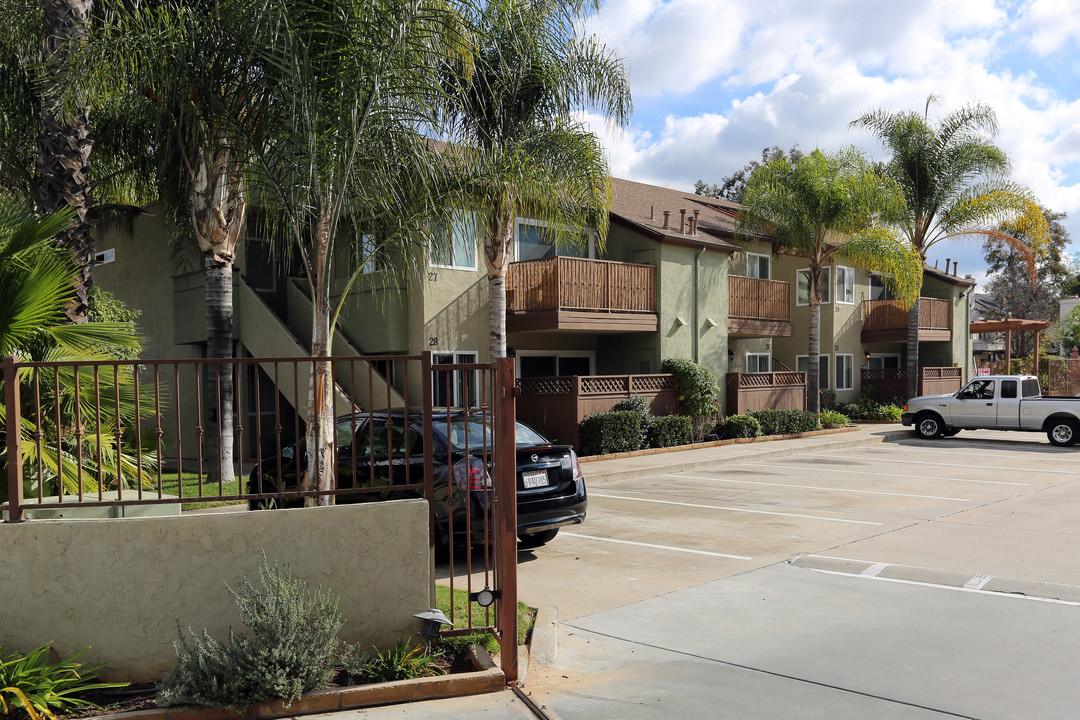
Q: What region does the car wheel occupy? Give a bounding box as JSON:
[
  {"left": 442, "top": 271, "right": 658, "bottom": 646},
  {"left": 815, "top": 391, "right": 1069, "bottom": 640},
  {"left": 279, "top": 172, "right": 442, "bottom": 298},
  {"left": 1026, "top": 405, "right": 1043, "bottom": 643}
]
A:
[
  {"left": 518, "top": 528, "right": 559, "bottom": 549},
  {"left": 1047, "top": 419, "right": 1079, "bottom": 447},
  {"left": 915, "top": 413, "right": 943, "bottom": 439}
]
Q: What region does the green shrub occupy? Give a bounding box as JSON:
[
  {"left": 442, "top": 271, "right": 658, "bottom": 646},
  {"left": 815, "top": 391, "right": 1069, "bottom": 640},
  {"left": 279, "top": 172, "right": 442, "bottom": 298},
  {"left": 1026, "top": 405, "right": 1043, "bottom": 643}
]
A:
[
  {"left": 579, "top": 410, "right": 642, "bottom": 455},
  {"left": 820, "top": 409, "right": 850, "bottom": 429},
  {"left": 819, "top": 389, "right": 839, "bottom": 411},
  {"left": 612, "top": 395, "right": 653, "bottom": 448},
  {"left": 648, "top": 415, "right": 693, "bottom": 448},
  {"left": 841, "top": 400, "right": 903, "bottom": 421},
  {"left": 748, "top": 409, "right": 820, "bottom": 435},
  {"left": 159, "top": 558, "right": 343, "bottom": 710},
  {"left": 436, "top": 631, "right": 499, "bottom": 656},
  {"left": 0, "top": 645, "right": 126, "bottom": 720},
  {"left": 661, "top": 358, "right": 720, "bottom": 441},
  {"left": 359, "top": 639, "right": 443, "bottom": 683},
  {"left": 719, "top": 414, "right": 762, "bottom": 439},
  {"left": 868, "top": 404, "right": 903, "bottom": 421}
]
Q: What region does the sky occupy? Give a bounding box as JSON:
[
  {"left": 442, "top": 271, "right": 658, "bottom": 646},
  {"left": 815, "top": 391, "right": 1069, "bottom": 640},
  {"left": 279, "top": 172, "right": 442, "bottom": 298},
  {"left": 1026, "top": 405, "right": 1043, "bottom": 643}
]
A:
[{"left": 579, "top": 0, "right": 1080, "bottom": 290}]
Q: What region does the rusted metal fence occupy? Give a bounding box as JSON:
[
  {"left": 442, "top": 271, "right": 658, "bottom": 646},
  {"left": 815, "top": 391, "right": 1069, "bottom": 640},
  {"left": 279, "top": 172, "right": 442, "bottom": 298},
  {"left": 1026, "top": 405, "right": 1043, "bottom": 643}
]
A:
[{"left": 2, "top": 352, "right": 520, "bottom": 681}]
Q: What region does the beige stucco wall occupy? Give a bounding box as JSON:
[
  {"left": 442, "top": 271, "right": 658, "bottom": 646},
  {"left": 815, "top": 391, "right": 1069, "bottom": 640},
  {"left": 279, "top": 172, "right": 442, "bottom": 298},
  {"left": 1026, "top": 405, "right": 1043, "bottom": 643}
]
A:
[{"left": 0, "top": 501, "right": 430, "bottom": 682}]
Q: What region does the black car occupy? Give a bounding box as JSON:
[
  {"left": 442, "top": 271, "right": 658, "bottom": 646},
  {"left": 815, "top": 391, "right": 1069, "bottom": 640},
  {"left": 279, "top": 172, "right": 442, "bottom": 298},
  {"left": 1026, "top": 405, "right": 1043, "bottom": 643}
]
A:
[{"left": 247, "top": 410, "right": 587, "bottom": 548}]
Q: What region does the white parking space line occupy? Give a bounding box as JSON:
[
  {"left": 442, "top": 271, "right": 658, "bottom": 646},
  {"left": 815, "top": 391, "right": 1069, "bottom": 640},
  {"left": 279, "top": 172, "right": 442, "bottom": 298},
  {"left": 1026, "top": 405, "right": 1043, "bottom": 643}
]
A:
[
  {"left": 590, "top": 492, "right": 884, "bottom": 526},
  {"left": 806, "top": 568, "right": 1080, "bottom": 606},
  {"left": 813, "top": 453, "right": 1073, "bottom": 476},
  {"left": 965, "top": 574, "right": 994, "bottom": 590},
  {"left": 861, "top": 562, "right": 890, "bottom": 577},
  {"left": 749, "top": 460, "right": 1028, "bottom": 486},
  {"left": 887, "top": 444, "right": 1078, "bottom": 462},
  {"left": 671, "top": 472, "right": 972, "bottom": 502},
  {"left": 561, "top": 532, "right": 753, "bottom": 560}
]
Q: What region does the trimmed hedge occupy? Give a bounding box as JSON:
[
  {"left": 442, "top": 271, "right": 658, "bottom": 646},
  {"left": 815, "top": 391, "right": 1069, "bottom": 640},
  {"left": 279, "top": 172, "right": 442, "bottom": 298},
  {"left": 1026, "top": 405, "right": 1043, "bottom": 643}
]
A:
[
  {"left": 579, "top": 410, "right": 642, "bottom": 456},
  {"left": 747, "top": 409, "right": 820, "bottom": 436},
  {"left": 719, "top": 414, "right": 762, "bottom": 439},
  {"left": 661, "top": 357, "right": 720, "bottom": 441},
  {"left": 612, "top": 395, "right": 652, "bottom": 448},
  {"left": 648, "top": 415, "right": 693, "bottom": 448}
]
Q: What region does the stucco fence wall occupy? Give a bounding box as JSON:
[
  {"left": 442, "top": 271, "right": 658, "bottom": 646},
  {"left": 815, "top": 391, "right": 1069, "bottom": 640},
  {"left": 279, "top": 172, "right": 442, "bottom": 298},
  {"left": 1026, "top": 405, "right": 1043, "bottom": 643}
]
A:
[{"left": 0, "top": 501, "right": 430, "bottom": 682}]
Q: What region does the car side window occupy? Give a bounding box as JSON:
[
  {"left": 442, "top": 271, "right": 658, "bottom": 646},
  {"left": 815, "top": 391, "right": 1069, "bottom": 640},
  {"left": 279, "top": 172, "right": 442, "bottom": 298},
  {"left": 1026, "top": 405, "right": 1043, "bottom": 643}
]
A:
[
  {"left": 1001, "top": 380, "right": 1017, "bottom": 399},
  {"left": 961, "top": 380, "right": 995, "bottom": 400}
]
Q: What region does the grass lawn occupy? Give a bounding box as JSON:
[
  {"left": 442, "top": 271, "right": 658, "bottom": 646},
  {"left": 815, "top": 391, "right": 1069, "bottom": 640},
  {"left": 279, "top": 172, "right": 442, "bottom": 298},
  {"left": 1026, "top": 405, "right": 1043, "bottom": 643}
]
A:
[
  {"left": 157, "top": 472, "right": 245, "bottom": 511},
  {"left": 434, "top": 584, "right": 536, "bottom": 653}
]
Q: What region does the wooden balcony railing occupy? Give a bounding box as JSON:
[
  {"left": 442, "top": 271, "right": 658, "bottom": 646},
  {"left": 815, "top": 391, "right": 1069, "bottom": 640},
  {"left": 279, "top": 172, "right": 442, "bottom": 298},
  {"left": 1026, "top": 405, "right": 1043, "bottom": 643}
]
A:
[
  {"left": 728, "top": 275, "right": 791, "bottom": 321},
  {"left": 862, "top": 298, "right": 951, "bottom": 331},
  {"left": 507, "top": 256, "right": 656, "bottom": 314}
]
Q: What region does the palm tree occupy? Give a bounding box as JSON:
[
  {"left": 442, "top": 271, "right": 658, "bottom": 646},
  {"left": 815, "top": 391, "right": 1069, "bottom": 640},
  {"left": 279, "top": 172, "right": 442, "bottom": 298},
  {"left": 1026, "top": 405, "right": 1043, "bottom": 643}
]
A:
[
  {"left": 240, "top": 0, "right": 465, "bottom": 503},
  {"left": 851, "top": 96, "right": 1049, "bottom": 399},
  {"left": 440, "top": 0, "right": 632, "bottom": 359},
  {"left": 739, "top": 148, "right": 922, "bottom": 413}
]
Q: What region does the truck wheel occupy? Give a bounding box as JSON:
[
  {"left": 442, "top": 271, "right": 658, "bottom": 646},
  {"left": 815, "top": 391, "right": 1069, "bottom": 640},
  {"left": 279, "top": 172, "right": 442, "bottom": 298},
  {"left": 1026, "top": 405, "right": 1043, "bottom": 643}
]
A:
[
  {"left": 1047, "top": 419, "right": 1079, "bottom": 447},
  {"left": 942, "top": 427, "right": 961, "bottom": 437},
  {"left": 915, "top": 413, "right": 943, "bottom": 439}
]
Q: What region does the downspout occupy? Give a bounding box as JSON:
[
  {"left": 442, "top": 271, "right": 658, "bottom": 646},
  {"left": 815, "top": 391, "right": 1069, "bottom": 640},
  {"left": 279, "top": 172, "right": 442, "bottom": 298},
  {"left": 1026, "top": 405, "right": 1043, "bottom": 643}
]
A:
[{"left": 693, "top": 246, "right": 706, "bottom": 362}]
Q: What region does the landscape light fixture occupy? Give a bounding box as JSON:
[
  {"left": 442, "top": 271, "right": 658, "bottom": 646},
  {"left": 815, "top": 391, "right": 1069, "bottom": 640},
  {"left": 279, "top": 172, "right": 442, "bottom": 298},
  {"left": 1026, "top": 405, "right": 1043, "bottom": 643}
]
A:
[{"left": 413, "top": 608, "right": 452, "bottom": 644}]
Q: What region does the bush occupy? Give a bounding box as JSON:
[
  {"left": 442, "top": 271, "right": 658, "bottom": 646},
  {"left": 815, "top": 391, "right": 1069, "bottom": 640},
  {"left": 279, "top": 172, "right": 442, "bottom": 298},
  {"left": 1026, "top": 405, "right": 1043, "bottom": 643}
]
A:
[
  {"left": 868, "top": 404, "right": 903, "bottom": 421},
  {"left": 0, "top": 645, "right": 125, "bottom": 720},
  {"left": 748, "top": 409, "right": 820, "bottom": 436},
  {"left": 661, "top": 358, "right": 721, "bottom": 441},
  {"left": 648, "top": 415, "right": 693, "bottom": 448},
  {"left": 841, "top": 400, "right": 903, "bottom": 421},
  {"left": 819, "top": 389, "right": 839, "bottom": 411},
  {"left": 820, "top": 409, "right": 850, "bottom": 429},
  {"left": 612, "top": 395, "right": 653, "bottom": 448},
  {"left": 359, "top": 639, "right": 443, "bottom": 683},
  {"left": 159, "top": 558, "right": 343, "bottom": 710},
  {"left": 579, "top": 410, "right": 642, "bottom": 455},
  {"left": 719, "top": 414, "right": 762, "bottom": 439}
]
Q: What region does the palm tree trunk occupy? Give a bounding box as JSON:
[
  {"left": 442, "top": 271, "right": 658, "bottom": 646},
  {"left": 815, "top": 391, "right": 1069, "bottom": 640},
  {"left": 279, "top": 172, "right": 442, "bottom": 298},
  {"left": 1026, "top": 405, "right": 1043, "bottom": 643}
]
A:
[
  {"left": 203, "top": 254, "right": 235, "bottom": 486},
  {"left": 39, "top": 0, "right": 94, "bottom": 323},
  {"left": 485, "top": 208, "right": 513, "bottom": 360},
  {"left": 906, "top": 298, "right": 920, "bottom": 399},
  {"left": 807, "top": 299, "right": 821, "bottom": 414},
  {"left": 304, "top": 202, "right": 335, "bottom": 506}
]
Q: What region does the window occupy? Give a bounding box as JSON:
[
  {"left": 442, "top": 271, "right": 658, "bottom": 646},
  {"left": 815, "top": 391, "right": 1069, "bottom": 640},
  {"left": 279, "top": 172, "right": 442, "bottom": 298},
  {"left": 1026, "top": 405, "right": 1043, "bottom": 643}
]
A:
[
  {"left": 796, "top": 267, "right": 832, "bottom": 305},
  {"left": 516, "top": 352, "right": 594, "bottom": 378},
  {"left": 835, "top": 354, "right": 854, "bottom": 391},
  {"left": 869, "top": 272, "right": 895, "bottom": 301},
  {"left": 746, "top": 353, "right": 771, "bottom": 372},
  {"left": 746, "top": 252, "right": 770, "bottom": 279},
  {"left": 866, "top": 354, "right": 900, "bottom": 370},
  {"left": 1001, "top": 380, "right": 1017, "bottom": 399},
  {"left": 961, "top": 379, "right": 995, "bottom": 400},
  {"left": 432, "top": 352, "right": 479, "bottom": 407},
  {"left": 431, "top": 210, "right": 477, "bottom": 270},
  {"left": 835, "top": 266, "right": 855, "bottom": 304},
  {"left": 796, "top": 355, "right": 830, "bottom": 390},
  {"left": 516, "top": 218, "right": 591, "bottom": 261}
]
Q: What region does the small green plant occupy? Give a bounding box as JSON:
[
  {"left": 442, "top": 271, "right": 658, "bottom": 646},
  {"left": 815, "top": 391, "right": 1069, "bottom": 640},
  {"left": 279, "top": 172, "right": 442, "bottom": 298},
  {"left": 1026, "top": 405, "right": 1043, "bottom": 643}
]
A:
[
  {"left": 612, "top": 395, "right": 653, "bottom": 448},
  {"left": 661, "top": 357, "right": 721, "bottom": 441},
  {"left": 0, "top": 644, "right": 126, "bottom": 720},
  {"left": 436, "top": 631, "right": 499, "bottom": 656},
  {"left": 648, "top": 415, "right": 693, "bottom": 448},
  {"left": 748, "top": 409, "right": 820, "bottom": 435},
  {"left": 579, "top": 410, "right": 642, "bottom": 455},
  {"left": 361, "top": 639, "right": 444, "bottom": 683},
  {"left": 158, "top": 558, "right": 343, "bottom": 710},
  {"left": 820, "top": 409, "right": 850, "bottom": 428},
  {"left": 719, "top": 414, "right": 762, "bottom": 439}
]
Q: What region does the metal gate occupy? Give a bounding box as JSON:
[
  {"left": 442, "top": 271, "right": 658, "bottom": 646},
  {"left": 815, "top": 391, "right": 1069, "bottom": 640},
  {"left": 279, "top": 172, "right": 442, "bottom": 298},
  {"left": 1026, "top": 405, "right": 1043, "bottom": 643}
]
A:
[{"left": 2, "top": 351, "right": 519, "bottom": 681}]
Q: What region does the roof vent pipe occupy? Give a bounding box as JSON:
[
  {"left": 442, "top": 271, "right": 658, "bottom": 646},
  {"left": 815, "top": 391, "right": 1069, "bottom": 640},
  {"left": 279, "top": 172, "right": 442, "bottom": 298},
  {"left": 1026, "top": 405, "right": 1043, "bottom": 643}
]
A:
[
  {"left": 650, "top": 205, "right": 654, "bottom": 220},
  {"left": 662, "top": 210, "right": 670, "bottom": 229},
  {"left": 679, "top": 209, "right": 687, "bottom": 234},
  {"left": 692, "top": 209, "right": 700, "bottom": 235},
  {"left": 946, "top": 258, "right": 951, "bottom": 274},
  {"left": 953, "top": 261, "right": 958, "bottom": 276}
]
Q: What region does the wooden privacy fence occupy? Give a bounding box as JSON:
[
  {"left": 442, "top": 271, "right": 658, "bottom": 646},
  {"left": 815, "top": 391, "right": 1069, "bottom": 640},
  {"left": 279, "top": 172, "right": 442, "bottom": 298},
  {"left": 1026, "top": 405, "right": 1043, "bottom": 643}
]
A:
[
  {"left": 728, "top": 275, "right": 790, "bottom": 320},
  {"left": 725, "top": 371, "right": 806, "bottom": 416},
  {"left": 506, "top": 256, "right": 656, "bottom": 313},
  {"left": 862, "top": 298, "right": 951, "bottom": 331},
  {"left": 861, "top": 366, "right": 963, "bottom": 401},
  {"left": 515, "top": 373, "right": 677, "bottom": 450}
]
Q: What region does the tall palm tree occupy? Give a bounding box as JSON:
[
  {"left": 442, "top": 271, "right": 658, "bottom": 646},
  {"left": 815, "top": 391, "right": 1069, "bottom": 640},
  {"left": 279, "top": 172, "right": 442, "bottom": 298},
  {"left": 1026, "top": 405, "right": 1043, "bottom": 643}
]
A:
[
  {"left": 440, "top": 0, "right": 632, "bottom": 359},
  {"left": 739, "top": 148, "right": 922, "bottom": 413},
  {"left": 851, "top": 96, "right": 1049, "bottom": 398}
]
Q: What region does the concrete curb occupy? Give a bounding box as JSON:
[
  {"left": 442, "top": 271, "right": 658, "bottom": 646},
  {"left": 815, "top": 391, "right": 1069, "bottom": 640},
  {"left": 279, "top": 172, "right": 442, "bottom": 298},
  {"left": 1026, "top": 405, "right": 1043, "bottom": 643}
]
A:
[
  {"left": 576, "top": 426, "right": 861, "bottom": 463},
  {"left": 789, "top": 555, "right": 1080, "bottom": 603},
  {"left": 91, "top": 647, "right": 505, "bottom": 720},
  {"left": 528, "top": 604, "right": 559, "bottom": 670}
]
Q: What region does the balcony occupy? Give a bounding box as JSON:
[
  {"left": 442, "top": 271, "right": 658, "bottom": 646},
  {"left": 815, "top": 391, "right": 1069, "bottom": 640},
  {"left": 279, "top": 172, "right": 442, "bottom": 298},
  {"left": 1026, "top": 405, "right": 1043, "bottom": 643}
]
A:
[
  {"left": 861, "top": 297, "right": 952, "bottom": 343},
  {"left": 506, "top": 257, "right": 658, "bottom": 332},
  {"left": 727, "top": 275, "right": 792, "bottom": 337}
]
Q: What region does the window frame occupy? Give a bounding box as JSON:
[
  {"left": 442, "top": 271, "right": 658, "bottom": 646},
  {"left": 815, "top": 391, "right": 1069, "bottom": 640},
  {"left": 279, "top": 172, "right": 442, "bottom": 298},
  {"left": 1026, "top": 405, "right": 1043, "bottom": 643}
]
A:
[
  {"left": 796, "top": 267, "right": 832, "bottom": 306},
  {"left": 745, "top": 352, "right": 771, "bottom": 373},
  {"left": 432, "top": 351, "right": 480, "bottom": 408},
  {"left": 835, "top": 265, "right": 855, "bottom": 305},
  {"left": 746, "top": 252, "right": 771, "bottom": 280},
  {"left": 515, "top": 217, "right": 594, "bottom": 261},
  {"left": 514, "top": 350, "right": 596, "bottom": 379},
  {"left": 430, "top": 209, "right": 478, "bottom": 271},
  {"left": 835, "top": 353, "right": 854, "bottom": 391},
  {"left": 795, "top": 354, "right": 830, "bottom": 390}
]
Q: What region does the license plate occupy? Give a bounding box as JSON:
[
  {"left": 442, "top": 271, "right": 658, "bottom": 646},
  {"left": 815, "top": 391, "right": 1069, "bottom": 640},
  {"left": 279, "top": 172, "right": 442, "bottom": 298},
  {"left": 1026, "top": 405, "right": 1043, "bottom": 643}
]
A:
[{"left": 522, "top": 470, "right": 549, "bottom": 489}]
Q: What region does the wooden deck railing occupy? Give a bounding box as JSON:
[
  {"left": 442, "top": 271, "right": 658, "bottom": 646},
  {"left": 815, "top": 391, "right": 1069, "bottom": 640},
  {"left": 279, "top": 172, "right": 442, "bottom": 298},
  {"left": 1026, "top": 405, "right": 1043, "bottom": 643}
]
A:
[
  {"left": 728, "top": 275, "right": 791, "bottom": 320},
  {"left": 506, "top": 256, "right": 656, "bottom": 313},
  {"left": 862, "top": 298, "right": 951, "bottom": 331},
  {"left": 725, "top": 371, "right": 806, "bottom": 415}
]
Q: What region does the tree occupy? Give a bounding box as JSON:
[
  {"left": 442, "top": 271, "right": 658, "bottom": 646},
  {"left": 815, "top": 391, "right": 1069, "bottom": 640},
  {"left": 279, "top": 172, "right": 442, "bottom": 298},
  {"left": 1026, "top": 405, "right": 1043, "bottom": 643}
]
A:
[
  {"left": 851, "top": 96, "right": 1049, "bottom": 398},
  {"left": 440, "top": 0, "right": 632, "bottom": 360},
  {"left": 241, "top": 0, "right": 465, "bottom": 503},
  {"left": 695, "top": 144, "right": 803, "bottom": 204},
  {"left": 738, "top": 148, "right": 922, "bottom": 413}
]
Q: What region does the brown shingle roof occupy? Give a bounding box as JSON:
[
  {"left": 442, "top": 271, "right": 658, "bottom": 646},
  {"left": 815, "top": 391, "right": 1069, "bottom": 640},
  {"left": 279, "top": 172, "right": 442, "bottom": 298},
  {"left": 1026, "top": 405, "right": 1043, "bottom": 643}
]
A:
[{"left": 610, "top": 177, "right": 740, "bottom": 252}]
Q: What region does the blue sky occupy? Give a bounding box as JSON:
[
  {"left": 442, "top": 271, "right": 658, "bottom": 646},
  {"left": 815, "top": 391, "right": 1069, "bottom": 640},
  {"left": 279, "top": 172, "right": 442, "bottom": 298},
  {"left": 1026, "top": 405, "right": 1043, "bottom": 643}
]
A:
[{"left": 581, "top": 0, "right": 1080, "bottom": 289}]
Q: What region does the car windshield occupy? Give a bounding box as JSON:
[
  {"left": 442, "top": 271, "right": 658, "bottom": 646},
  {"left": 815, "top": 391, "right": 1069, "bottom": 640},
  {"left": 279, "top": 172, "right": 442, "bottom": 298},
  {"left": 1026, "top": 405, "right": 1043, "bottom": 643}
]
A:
[{"left": 435, "top": 418, "right": 550, "bottom": 450}]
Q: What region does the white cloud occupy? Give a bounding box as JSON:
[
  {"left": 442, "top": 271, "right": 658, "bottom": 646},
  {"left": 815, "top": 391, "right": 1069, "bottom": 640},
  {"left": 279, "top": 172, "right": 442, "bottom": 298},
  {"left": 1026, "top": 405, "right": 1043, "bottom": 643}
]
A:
[{"left": 1018, "top": 0, "right": 1080, "bottom": 54}]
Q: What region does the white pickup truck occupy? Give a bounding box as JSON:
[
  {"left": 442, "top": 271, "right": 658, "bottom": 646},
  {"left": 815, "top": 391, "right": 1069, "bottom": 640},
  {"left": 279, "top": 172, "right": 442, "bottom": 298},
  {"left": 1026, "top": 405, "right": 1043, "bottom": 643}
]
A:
[{"left": 901, "top": 375, "right": 1080, "bottom": 446}]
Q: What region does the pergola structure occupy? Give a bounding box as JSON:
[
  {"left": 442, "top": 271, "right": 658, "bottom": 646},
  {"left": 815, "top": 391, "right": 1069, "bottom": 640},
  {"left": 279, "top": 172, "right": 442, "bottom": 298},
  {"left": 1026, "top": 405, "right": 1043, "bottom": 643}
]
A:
[{"left": 969, "top": 318, "right": 1051, "bottom": 373}]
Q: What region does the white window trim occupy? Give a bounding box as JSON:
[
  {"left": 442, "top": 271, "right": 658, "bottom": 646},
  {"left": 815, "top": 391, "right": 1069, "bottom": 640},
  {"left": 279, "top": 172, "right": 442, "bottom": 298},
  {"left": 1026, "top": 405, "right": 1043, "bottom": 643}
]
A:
[
  {"left": 513, "top": 350, "right": 596, "bottom": 378},
  {"left": 746, "top": 252, "right": 771, "bottom": 280},
  {"left": 835, "top": 353, "right": 855, "bottom": 391},
  {"left": 745, "top": 352, "right": 771, "bottom": 373},
  {"left": 515, "top": 217, "right": 595, "bottom": 261},
  {"left": 866, "top": 353, "right": 901, "bottom": 369},
  {"left": 835, "top": 265, "right": 855, "bottom": 305},
  {"left": 796, "top": 267, "right": 832, "bottom": 306},
  {"left": 796, "top": 354, "right": 830, "bottom": 390},
  {"left": 432, "top": 351, "right": 480, "bottom": 407},
  {"left": 430, "top": 210, "right": 478, "bottom": 271}
]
